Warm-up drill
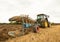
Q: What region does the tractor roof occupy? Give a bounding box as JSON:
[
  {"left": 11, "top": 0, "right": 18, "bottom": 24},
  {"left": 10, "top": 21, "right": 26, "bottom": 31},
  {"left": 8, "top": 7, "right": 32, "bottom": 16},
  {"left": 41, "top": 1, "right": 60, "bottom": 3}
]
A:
[
  {"left": 37, "top": 14, "right": 46, "bottom": 16},
  {"left": 37, "top": 14, "right": 49, "bottom": 17}
]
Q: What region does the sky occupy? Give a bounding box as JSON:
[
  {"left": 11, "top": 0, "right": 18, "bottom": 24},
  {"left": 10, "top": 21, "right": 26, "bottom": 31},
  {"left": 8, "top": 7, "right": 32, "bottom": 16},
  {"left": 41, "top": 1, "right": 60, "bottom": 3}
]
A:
[{"left": 0, "top": 0, "right": 60, "bottom": 23}]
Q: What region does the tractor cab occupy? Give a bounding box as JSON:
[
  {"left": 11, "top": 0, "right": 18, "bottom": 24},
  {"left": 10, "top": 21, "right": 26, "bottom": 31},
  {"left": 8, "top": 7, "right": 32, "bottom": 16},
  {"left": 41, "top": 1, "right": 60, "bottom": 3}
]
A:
[
  {"left": 37, "top": 14, "right": 49, "bottom": 20},
  {"left": 37, "top": 14, "right": 50, "bottom": 28}
]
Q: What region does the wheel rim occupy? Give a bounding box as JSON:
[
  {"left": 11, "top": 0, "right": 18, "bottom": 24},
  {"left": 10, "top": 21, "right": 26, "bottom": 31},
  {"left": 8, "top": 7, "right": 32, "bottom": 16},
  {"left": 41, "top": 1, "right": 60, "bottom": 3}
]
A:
[
  {"left": 45, "top": 21, "right": 48, "bottom": 27},
  {"left": 36, "top": 26, "right": 40, "bottom": 32}
]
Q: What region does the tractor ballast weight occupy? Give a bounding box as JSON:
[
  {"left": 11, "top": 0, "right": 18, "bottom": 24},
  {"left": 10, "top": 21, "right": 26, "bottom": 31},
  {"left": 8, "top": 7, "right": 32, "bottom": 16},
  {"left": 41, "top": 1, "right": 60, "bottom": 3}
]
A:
[{"left": 37, "top": 14, "right": 50, "bottom": 28}]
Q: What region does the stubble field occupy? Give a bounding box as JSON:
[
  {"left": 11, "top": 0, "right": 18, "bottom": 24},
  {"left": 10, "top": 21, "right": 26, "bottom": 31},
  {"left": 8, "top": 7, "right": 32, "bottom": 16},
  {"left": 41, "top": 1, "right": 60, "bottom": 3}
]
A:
[{"left": 0, "top": 24, "right": 60, "bottom": 42}]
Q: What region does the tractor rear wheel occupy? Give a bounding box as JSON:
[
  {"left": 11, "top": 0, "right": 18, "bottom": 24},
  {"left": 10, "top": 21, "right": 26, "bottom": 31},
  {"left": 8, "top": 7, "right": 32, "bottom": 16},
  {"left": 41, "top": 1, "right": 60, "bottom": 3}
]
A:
[
  {"left": 43, "top": 20, "right": 48, "bottom": 28},
  {"left": 48, "top": 22, "right": 51, "bottom": 27}
]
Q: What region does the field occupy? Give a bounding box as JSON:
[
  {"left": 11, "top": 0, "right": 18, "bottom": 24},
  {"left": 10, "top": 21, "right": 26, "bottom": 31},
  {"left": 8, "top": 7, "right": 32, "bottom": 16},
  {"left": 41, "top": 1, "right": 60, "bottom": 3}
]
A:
[
  {"left": 0, "top": 24, "right": 22, "bottom": 42},
  {"left": 0, "top": 24, "right": 60, "bottom": 42}
]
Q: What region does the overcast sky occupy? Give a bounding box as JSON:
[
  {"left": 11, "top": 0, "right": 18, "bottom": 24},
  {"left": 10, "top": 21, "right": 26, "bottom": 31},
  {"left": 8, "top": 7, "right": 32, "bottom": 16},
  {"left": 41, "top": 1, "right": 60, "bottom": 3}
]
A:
[{"left": 0, "top": 0, "right": 60, "bottom": 23}]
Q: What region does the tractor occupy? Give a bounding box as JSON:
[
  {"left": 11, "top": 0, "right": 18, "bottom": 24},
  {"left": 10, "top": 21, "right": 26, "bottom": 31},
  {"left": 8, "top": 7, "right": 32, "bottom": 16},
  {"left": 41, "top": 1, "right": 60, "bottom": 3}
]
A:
[
  {"left": 36, "top": 14, "right": 50, "bottom": 28},
  {"left": 37, "top": 14, "right": 50, "bottom": 28},
  {"left": 32, "top": 14, "right": 51, "bottom": 33}
]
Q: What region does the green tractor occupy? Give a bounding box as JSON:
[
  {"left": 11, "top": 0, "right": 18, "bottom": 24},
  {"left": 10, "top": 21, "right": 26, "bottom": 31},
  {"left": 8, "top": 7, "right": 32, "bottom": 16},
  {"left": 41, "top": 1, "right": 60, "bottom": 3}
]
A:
[
  {"left": 37, "top": 14, "right": 50, "bottom": 28},
  {"left": 33, "top": 14, "right": 51, "bottom": 33}
]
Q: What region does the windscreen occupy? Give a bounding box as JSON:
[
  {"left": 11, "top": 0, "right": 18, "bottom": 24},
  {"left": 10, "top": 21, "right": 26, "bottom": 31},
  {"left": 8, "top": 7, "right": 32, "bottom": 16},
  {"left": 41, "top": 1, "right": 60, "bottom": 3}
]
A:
[{"left": 37, "top": 15, "right": 44, "bottom": 19}]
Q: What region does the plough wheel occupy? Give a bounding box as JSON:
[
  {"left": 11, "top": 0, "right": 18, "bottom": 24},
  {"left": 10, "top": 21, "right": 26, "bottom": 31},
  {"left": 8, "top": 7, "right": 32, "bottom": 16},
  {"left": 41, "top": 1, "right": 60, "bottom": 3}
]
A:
[{"left": 33, "top": 26, "right": 40, "bottom": 33}]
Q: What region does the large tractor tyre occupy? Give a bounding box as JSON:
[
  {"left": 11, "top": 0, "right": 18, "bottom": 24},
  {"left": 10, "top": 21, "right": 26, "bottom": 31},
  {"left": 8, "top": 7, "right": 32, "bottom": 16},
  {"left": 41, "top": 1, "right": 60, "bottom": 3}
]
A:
[
  {"left": 33, "top": 26, "right": 40, "bottom": 33},
  {"left": 48, "top": 23, "right": 51, "bottom": 27}
]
